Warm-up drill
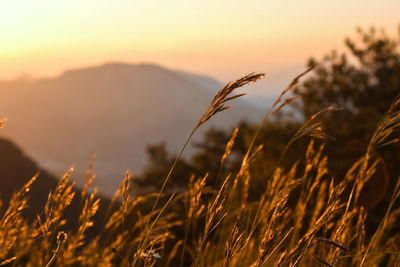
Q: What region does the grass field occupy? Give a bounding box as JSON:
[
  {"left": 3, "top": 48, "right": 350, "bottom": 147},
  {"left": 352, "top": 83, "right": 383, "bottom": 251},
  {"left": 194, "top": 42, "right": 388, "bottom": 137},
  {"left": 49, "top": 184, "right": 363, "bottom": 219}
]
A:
[{"left": 1, "top": 69, "right": 400, "bottom": 267}]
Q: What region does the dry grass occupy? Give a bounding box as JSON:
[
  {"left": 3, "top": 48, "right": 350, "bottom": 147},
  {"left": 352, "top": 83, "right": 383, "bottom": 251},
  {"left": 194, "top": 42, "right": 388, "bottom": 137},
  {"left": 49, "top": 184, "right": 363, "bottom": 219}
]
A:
[{"left": 0, "top": 70, "right": 400, "bottom": 267}]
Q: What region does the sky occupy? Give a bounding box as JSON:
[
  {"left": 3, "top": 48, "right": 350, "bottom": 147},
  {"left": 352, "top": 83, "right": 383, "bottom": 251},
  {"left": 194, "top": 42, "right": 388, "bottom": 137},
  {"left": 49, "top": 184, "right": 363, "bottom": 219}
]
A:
[{"left": 0, "top": 0, "right": 399, "bottom": 98}]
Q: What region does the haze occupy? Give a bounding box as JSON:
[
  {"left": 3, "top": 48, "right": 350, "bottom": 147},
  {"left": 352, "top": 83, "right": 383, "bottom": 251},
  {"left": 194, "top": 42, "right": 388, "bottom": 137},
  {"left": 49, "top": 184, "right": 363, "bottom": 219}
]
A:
[{"left": 1, "top": 0, "right": 399, "bottom": 99}]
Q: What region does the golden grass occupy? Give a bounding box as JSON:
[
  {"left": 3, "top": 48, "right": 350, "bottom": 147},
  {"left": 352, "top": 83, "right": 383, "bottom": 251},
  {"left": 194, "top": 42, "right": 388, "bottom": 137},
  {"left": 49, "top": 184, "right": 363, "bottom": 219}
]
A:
[{"left": 0, "top": 70, "right": 400, "bottom": 266}]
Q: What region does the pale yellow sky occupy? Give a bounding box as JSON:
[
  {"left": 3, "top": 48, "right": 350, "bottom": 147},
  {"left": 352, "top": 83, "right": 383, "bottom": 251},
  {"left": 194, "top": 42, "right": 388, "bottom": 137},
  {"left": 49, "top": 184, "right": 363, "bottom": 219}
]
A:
[{"left": 0, "top": 0, "right": 399, "bottom": 93}]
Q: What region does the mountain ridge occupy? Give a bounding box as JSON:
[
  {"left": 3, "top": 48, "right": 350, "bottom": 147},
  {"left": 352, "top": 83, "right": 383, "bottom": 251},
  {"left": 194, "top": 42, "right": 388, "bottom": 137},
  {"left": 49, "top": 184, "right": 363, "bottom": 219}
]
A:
[{"left": 0, "top": 62, "right": 267, "bottom": 196}]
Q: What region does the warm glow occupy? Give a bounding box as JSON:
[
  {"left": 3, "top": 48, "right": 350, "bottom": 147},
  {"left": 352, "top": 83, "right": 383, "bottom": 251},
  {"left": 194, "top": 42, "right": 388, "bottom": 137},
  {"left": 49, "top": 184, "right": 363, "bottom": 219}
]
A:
[{"left": 1, "top": 0, "right": 399, "bottom": 91}]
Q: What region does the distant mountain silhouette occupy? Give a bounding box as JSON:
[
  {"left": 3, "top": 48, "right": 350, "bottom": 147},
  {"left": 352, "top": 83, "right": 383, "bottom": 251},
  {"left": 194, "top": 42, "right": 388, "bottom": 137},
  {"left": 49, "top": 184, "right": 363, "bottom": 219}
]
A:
[
  {"left": 0, "top": 63, "right": 265, "bottom": 196},
  {"left": 0, "top": 137, "right": 111, "bottom": 236},
  {"left": 0, "top": 137, "right": 58, "bottom": 218}
]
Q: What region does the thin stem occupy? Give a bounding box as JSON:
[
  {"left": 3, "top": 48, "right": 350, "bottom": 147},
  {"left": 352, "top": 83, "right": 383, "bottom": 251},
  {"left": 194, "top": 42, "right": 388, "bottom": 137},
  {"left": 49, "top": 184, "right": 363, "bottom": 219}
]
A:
[{"left": 45, "top": 237, "right": 65, "bottom": 267}]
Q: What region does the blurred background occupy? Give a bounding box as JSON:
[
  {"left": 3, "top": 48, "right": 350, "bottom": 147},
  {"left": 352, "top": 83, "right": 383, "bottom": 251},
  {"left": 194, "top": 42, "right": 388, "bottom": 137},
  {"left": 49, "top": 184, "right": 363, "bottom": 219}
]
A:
[{"left": 0, "top": 0, "right": 399, "bottom": 198}]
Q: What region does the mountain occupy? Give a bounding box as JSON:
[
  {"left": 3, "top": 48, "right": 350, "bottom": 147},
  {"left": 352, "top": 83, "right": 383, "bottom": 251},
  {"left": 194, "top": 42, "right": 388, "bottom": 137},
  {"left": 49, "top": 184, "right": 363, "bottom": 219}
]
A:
[
  {"left": 0, "top": 63, "right": 265, "bottom": 196},
  {"left": 0, "top": 137, "right": 59, "bottom": 218},
  {"left": 0, "top": 137, "right": 111, "bottom": 237}
]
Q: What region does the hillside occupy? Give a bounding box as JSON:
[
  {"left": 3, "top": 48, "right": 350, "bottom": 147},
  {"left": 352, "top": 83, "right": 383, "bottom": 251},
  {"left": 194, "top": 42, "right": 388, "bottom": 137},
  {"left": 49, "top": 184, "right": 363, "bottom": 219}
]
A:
[
  {"left": 0, "top": 63, "right": 266, "bottom": 196},
  {"left": 0, "top": 137, "right": 58, "bottom": 218},
  {"left": 0, "top": 137, "right": 111, "bottom": 237}
]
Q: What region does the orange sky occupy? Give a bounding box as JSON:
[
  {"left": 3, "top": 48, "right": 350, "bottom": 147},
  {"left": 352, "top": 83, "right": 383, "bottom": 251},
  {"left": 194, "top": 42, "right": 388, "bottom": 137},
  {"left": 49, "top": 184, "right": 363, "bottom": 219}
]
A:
[{"left": 0, "top": 0, "right": 399, "bottom": 96}]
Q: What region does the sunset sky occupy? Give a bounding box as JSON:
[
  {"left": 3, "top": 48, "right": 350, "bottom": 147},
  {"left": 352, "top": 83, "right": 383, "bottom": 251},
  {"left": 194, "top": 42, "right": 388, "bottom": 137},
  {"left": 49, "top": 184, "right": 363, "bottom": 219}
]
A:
[{"left": 1, "top": 0, "right": 399, "bottom": 97}]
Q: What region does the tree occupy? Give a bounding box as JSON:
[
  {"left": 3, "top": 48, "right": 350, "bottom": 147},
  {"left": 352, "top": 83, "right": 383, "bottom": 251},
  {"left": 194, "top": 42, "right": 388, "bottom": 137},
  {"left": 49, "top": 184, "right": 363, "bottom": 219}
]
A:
[
  {"left": 135, "top": 25, "right": 400, "bottom": 213},
  {"left": 293, "top": 26, "right": 400, "bottom": 211},
  {"left": 294, "top": 26, "right": 400, "bottom": 140},
  {"left": 133, "top": 143, "right": 196, "bottom": 193}
]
